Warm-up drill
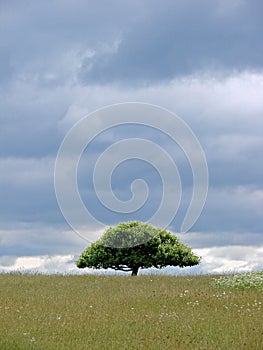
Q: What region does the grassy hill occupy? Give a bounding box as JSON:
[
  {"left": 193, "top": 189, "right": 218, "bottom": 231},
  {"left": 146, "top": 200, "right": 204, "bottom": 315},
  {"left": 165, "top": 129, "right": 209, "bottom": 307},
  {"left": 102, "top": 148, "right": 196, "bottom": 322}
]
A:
[{"left": 0, "top": 273, "right": 262, "bottom": 349}]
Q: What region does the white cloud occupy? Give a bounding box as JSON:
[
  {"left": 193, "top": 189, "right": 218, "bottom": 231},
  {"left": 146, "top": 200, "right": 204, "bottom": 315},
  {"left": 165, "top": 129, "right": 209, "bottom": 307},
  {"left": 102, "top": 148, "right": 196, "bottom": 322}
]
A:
[
  {"left": 1, "top": 245, "right": 262, "bottom": 275},
  {"left": 0, "top": 255, "right": 78, "bottom": 274},
  {"left": 196, "top": 245, "right": 263, "bottom": 273}
]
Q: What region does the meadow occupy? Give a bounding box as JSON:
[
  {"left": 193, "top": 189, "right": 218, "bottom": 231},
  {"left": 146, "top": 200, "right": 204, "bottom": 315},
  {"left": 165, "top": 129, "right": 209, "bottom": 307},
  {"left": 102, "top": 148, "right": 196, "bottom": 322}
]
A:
[{"left": 0, "top": 273, "right": 262, "bottom": 349}]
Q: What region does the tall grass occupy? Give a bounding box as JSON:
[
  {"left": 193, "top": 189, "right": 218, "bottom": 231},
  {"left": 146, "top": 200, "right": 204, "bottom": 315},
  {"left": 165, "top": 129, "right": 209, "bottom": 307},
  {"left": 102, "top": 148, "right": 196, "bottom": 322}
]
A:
[{"left": 0, "top": 273, "right": 262, "bottom": 349}]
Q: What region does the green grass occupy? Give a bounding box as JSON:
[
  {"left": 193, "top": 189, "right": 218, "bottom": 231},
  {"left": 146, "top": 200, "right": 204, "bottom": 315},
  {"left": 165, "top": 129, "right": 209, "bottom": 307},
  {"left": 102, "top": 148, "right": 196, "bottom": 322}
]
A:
[{"left": 0, "top": 273, "right": 262, "bottom": 349}]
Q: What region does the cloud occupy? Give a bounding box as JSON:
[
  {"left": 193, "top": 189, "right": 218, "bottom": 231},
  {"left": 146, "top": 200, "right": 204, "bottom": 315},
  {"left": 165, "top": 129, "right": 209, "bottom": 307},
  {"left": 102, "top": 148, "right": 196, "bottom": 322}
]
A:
[
  {"left": 1, "top": 72, "right": 263, "bottom": 235},
  {"left": 195, "top": 245, "right": 263, "bottom": 273},
  {"left": 178, "top": 231, "right": 263, "bottom": 248},
  {"left": 0, "top": 225, "right": 88, "bottom": 257},
  {"left": 0, "top": 255, "right": 79, "bottom": 274},
  {"left": 79, "top": 0, "right": 263, "bottom": 84},
  {"left": 0, "top": 1, "right": 262, "bottom": 273},
  {"left": 1, "top": 1, "right": 262, "bottom": 88},
  {"left": 1, "top": 244, "right": 262, "bottom": 275},
  {"left": 0, "top": 157, "right": 58, "bottom": 223},
  {"left": 0, "top": 0, "right": 139, "bottom": 87},
  {"left": 195, "top": 186, "right": 263, "bottom": 233}
]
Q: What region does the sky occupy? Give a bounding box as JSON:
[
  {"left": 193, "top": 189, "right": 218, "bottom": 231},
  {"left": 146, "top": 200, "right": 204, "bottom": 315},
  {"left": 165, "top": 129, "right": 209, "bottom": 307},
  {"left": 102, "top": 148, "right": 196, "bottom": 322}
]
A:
[{"left": 0, "top": 0, "right": 263, "bottom": 274}]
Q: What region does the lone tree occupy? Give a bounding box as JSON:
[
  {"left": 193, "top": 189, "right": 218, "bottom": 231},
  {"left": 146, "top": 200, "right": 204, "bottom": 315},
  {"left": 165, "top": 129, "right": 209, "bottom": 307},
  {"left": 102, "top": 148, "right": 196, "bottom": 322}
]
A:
[{"left": 76, "top": 221, "right": 200, "bottom": 276}]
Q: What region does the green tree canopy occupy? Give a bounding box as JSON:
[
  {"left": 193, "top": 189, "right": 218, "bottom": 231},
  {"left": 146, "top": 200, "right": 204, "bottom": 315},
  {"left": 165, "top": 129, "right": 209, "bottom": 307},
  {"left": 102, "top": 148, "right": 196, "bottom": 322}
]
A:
[{"left": 76, "top": 221, "right": 200, "bottom": 276}]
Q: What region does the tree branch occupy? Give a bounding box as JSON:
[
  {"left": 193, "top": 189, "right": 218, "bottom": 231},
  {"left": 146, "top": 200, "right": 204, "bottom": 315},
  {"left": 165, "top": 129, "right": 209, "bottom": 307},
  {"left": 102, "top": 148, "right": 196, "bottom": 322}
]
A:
[{"left": 110, "top": 265, "right": 132, "bottom": 271}]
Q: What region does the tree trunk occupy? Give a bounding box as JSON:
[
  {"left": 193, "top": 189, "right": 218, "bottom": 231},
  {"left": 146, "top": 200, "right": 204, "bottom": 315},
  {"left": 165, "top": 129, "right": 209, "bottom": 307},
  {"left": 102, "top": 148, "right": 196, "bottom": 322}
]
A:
[{"left": 131, "top": 267, "right": 139, "bottom": 276}]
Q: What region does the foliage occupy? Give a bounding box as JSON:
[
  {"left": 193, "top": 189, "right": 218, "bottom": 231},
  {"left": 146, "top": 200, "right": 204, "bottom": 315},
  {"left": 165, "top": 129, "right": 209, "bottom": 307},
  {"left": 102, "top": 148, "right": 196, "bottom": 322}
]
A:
[
  {"left": 213, "top": 270, "right": 263, "bottom": 290},
  {"left": 76, "top": 221, "right": 200, "bottom": 275}
]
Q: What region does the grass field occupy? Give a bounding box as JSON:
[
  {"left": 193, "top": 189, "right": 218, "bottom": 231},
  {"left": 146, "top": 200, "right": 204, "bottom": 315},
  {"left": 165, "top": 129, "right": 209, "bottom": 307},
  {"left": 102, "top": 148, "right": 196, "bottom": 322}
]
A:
[{"left": 0, "top": 273, "right": 262, "bottom": 349}]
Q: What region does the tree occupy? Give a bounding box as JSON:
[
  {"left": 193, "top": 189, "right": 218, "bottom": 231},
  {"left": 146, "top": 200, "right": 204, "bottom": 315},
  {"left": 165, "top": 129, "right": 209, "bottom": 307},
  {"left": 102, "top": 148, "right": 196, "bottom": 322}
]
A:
[{"left": 76, "top": 221, "right": 200, "bottom": 276}]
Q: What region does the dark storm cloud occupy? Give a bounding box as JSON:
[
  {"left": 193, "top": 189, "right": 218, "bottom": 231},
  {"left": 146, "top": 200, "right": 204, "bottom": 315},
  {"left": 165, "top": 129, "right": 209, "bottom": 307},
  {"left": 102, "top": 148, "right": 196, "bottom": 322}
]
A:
[
  {"left": 0, "top": 157, "right": 61, "bottom": 224},
  {"left": 80, "top": 0, "right": 263, "bottom": 84},
  {"left": 2, "top": 1, "right": 262, "bottom": 88},
  {"left": 0, "top": 85, "right": 66, "bottom": 157},
  {"left": 0, "top": 0, "right": 139, "bottom": 87},
  {"left": 0, "top": 0, "right": 140, "bottom": 157},
  {"left": 0, "top": 1, "right": 262, "bottom": 272},
  {"left": 0, "top": 226, "right": 84, "bottom": 257}
]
